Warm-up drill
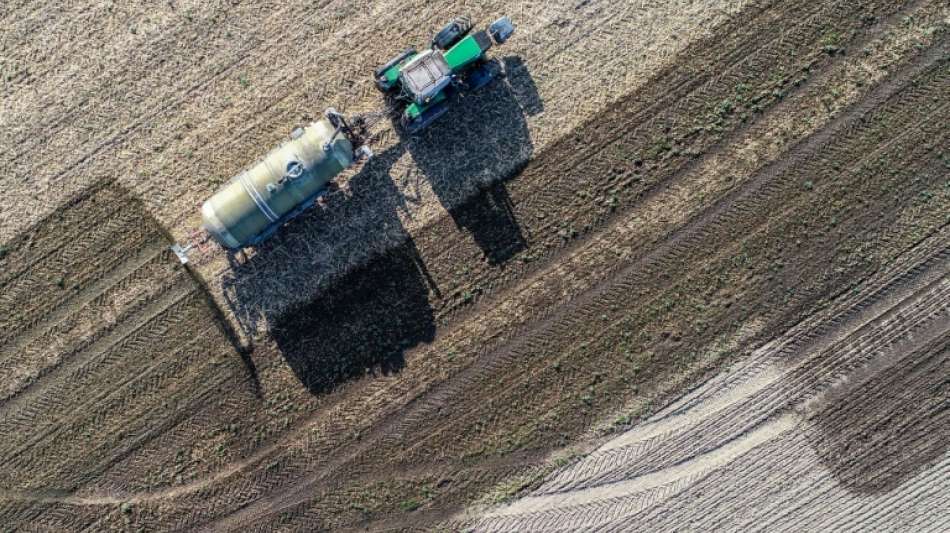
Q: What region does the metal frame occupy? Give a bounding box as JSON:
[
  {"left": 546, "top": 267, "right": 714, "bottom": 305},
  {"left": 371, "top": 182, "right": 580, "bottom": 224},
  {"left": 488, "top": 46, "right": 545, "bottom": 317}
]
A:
[{"left": 399, "top": 50, "right": 453, "bottom": 105}]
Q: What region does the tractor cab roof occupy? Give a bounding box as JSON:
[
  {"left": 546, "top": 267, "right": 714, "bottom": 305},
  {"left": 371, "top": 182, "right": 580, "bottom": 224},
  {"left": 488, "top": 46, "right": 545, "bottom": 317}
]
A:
[{"left": 399, "top": 50, "right": 453, "bottom": 105}]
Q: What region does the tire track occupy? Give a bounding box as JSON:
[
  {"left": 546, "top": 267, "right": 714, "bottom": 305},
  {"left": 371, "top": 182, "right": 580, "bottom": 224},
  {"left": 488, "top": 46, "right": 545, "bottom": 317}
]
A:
[
  {"left": 0, "top": 213, "right": 164, "bottom": 344},
  {"left": 0, "top": 278, "right": 197, "bottom": 458},
  {"left": 0, "top": 183, "right": 136, "bottom": 290},
  {"left": 552, "top": 273, "right": 949, "bottom": 493},
  {"left": 483, "top": 414, "right": 798, "bottom": 523},
  {"left": 752, "top": 336, "right": 950, "bottom": 528},
  {"left": 0, "top": 237, "right": 168, "bottom": 367},
  {"left": 479, "top": 234, "right": 949, "bottom": 531},
  {"left": 13, "top": 326, "right": 226, "bottom": 487},
  {"left": 0, "top": 258, "right": 186, "bottom": 406}
]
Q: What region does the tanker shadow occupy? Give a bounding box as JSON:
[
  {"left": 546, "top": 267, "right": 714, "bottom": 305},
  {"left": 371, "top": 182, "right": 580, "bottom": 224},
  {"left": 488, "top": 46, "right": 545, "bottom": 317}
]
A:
[
  {"left": 224, "top": 147, "right": 438, "bottom": 395},
  {"left": 395, "top": 55, "right": 541, "bottom": 264},
  {"left": 269, "top": 240, "right": 436, "bottom": 395}
]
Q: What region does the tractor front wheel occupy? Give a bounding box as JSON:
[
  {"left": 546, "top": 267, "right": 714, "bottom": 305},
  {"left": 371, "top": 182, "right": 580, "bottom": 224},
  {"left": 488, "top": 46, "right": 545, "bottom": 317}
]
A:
[{"left": 432, "top": 16, "right": 472, "bottom": 50}]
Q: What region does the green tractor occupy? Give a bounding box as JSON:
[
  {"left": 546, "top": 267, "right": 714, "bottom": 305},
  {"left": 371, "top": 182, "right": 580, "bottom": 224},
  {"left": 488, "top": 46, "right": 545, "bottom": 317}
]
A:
[{"left": 374, "top": 16, "right": 516, "bottom": 134}]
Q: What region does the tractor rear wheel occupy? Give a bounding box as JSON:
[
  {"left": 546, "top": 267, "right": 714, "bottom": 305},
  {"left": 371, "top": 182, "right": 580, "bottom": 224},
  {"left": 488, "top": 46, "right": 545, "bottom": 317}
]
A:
[
  {"left": 374, "top": 48, "right": 416, "bottom": 91},
  {"left": 432, "top": 16, "right": 472, "bottom": 50},
  {"left": 401, "top": 102, "right": 450, "bottom": 134}
]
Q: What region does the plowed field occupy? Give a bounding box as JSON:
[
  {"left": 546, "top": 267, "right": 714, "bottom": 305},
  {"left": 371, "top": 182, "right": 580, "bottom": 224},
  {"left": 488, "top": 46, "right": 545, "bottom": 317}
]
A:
[{"left": 1, "top": 0, "right": 947, "bottom": 530}]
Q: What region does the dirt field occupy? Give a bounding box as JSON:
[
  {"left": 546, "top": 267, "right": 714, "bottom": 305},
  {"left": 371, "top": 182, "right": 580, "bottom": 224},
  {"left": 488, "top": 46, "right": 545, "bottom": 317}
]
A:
[{"left": 1, "top": 0, "right": 948, "bottom": 531}]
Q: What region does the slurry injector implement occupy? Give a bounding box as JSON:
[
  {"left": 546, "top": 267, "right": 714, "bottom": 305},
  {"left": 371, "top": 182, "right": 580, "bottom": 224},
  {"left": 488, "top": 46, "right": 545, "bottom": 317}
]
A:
[{"left": 172, "top": 15, "right": 515, "bottom": 262}]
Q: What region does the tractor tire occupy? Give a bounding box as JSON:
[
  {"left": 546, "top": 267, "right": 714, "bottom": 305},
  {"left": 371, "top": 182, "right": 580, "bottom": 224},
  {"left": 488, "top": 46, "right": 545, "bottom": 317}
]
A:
[
  {"left": 431, "top": 16, "right": 472, "bottom": 50},
  {"left": 374, "top": 48, "right": 416, "bottom": 91},
  {"left": 401, "top": 102, "right": 450, "bottom": 135}
]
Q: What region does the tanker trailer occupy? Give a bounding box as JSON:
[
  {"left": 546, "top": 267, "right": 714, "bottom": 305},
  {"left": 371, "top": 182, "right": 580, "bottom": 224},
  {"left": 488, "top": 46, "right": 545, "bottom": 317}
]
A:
[{"left": 199, "top": 109, "right": 370, "bottom": 251}]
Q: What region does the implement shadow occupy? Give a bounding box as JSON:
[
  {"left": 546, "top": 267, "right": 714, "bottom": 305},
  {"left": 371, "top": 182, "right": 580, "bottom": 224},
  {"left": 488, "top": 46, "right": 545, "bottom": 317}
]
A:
[{"left": 270, "top": 240, "right": 436, "bottom": 395}]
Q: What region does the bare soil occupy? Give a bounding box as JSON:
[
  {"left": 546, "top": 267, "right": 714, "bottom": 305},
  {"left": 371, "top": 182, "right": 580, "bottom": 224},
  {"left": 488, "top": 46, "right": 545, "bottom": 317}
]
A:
[{"left": 0, "top": 0, "right": 947, "bottom": 531}]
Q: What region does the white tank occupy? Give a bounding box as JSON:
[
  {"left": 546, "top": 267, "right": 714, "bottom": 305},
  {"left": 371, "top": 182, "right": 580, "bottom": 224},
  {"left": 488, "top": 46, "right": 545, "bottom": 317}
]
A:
[{"left": 201, "top": 115, "right": 355, "bottom": 249}]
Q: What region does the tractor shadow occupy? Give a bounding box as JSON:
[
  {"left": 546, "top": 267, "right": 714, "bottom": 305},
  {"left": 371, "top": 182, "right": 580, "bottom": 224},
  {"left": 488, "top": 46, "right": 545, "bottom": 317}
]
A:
[
  {"left": 219, "top": 56, "right": 539, "bottom": 395},
  {"left": 391, "top": 55, "right": 541, "bottom": 264}
]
